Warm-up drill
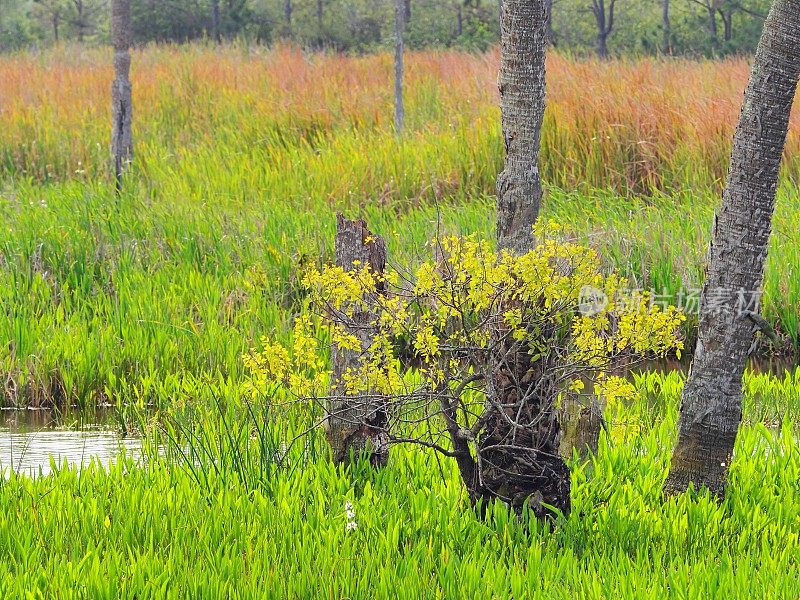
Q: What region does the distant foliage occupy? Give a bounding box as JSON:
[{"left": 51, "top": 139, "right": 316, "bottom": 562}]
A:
[{"left": 0, "top": 0, "right": 773, "bottom": 56}]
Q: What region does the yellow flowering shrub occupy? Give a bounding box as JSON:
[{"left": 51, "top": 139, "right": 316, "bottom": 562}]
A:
[{"left": 243, "top": 224, "right": 685, "bottom": 411}]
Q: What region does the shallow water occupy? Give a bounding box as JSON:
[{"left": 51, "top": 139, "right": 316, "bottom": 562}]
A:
[{"left": 0, "top": 409, "right": 140, "bottom": 477}]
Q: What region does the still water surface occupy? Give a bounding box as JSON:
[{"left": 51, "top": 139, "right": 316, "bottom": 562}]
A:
[{"left": 0, "top": 409, "right": 140, "bottom": 477}]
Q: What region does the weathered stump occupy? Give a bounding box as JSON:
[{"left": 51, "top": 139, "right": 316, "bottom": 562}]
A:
[{"left": 325, "top": 214, "right": 390, "bottom": 467}]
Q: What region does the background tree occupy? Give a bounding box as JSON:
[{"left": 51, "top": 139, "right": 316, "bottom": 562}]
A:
[
  {"left": 687, "top": 0, "right": 723, "bottom": 51},
  {"left": 0, "top": 0, "right": 37, "bottom": 50},
  {"left": 664, "top": 0, "right": 800, "bottom": 498},
  {"left": 211, "top": 0, "right": 221, "bottom": 41},
  {"left": 111, "top": 0, "right": 132, "bottom": 191},
  {"left": 0, "top": 0, "right": 776, "bottom": 56},
  {"left": 32, "top": 0, "right": 67, "bottom": 41},
  {"left": 284, "top": 0, "right": 292, "bottom": 34},
  {"left": 68, "top": 0, "right": 106, "bottom": 41},
  {"left": 590, "top": 0, "right": 617, "bottom": 58},
  {"left": 394, "top": 0, "right": 404, "bottom": 133}
]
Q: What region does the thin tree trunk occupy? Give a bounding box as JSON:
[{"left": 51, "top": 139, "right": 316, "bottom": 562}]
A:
[
  {"left": 394, "top": 0, "right": 405, "bottom": 133},
  {"left": 211, "top": 0, "right": 221, "bottom": 42},
  {"left": 597, "top": 32, "right": 608, "bottom": 58},
  {"left": 545, "top": 0, "right": 555, "bottom": 45},
  {"left": 326, "top": 215, "right": 390, "bottom": 467},
  {"left": 478, "top": 0, "right": 570, "bottom": 520},
  {"left": 317, "top": 0, "right": 323, "bottom": 33},
  {"left": 664, "top": 0, "right": 800, "bottom": 499},
  {"left": 284, "top": 0, "right": 292, "bottom": 34},
  {"left": 662, "top": 0, "right": 671, "bottom": 54},
  {"left": 404, "top": 0, "right": 411, "bottom": 28},
  {"left": 707, "top": 6, "right": 718, "bottom": 49},
  {"left": 111, "top": 0, "right": 133, "bottom": 193},
  {"left": 53, "top": 13, "right": 60, "bottom": 42},
  {"left": 456, "top": 3, "right": 463, "bottom": 37}
]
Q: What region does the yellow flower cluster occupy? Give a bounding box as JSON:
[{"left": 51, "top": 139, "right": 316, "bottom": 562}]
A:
[
  {"left": 242, "top": 315, "right": 327, "bottom": 398},
  {"left": 570, "top": 291, "right": 686, "bottom": 368},
  {"left": 341, "top": 335, "right": 402, "bottom": 396}
]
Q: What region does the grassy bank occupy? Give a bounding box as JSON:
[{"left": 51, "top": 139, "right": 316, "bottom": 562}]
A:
[{"left": 0, "top": 370, "right": 798, "bottom": 598}]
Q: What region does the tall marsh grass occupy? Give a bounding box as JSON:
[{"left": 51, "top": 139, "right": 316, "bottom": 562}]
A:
[{"left": 1, "top": 45, "right": 798, "bottom": 192}]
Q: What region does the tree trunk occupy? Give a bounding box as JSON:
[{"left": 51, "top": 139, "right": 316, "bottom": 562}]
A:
[
  {"left": 284, "top": 0, "right": 292, "bottom": 34},
  {"left": 720, "top": 9, "right": 732, "bottom": 42},
  {"left": 53, "top": 13, "right": 60, "bottom": 42},
  {"left": 597, "top": 32, "right": 608, "bottom": 58},
  {"left": 559, "top": 395, "right": 603, "bottom": 460},
  {"left": 455, "top": 3, "right": 463, "bottom": 37},
  {"left": 664, "top": 0, "right": 800, "bottom": 499},
  {"left": 326, "top": 215, "right": 390, "bottom": 467},
  {"left": 394, "top": 0, "right": 405, "bottom": 133},
  {"left": 317, "top": 0, "right": 323, "bottom": 33},
  {"left": 111, "top": 0, "right": 133, "bottom": 193},
  {"left": 662, "top": 0, "right": 671, "bottom": 54},
  {"left": 496, "top": 0, "right": 547, "bottom": 254},
  {"left": 591, "top": 0, "right": 614, "bottom": 59},
  {"left": 545, "top": 0, "right": 555, "bottom": 46},
  {"left": 478, "top": 0, "right": 570, "bottom": 520},
  {"left": 707, "top": 6, "right": 718, "bottom": 49},
  {"left": 211, "top": 0, "right": 221, "bottom": 42},
  {"left": 404, "top": 0, "right": 411, "bottom": 28}
]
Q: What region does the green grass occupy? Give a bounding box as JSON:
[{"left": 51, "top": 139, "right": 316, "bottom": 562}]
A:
[
  {"left": 0, "top": 370, "right": 798, "bottom": 598},
  {"left": 1, "top": 176, "right": 798, "bottom": 408}
]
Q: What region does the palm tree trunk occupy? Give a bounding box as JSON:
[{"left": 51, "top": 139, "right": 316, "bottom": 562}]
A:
[
  {"left": 664, "top": 0, "right": 800, "bottom": 498},
  {"left": 478, "top": 0, "right": 570, "bottom": 519},
  {"left": 495, "top": 0, "right": 547, "bottom": 254},
  {"left": 111, "top": 0, "right": 133, "bottom": 193}
]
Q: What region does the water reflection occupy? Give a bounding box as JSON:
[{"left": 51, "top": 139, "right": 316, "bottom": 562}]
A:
[
  {"left": 0, "top": 409, "right": 140, "bottom": 477},
  {"left": 632, "top": 357, "right": 798, "bottom": 376}
]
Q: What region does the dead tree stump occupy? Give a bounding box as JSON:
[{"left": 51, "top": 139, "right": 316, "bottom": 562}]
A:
[{"left": 326, "top": 214, "right": 390, "bottom": 467}]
